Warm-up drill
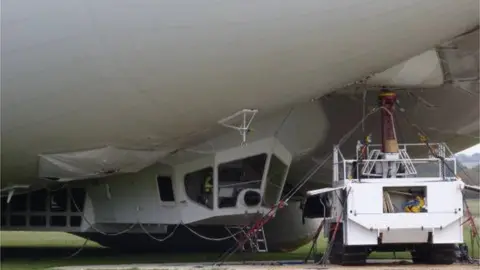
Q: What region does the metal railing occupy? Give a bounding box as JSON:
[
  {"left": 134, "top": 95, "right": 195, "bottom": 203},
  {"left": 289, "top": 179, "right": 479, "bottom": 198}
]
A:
[{"left": 333, "top": 142, "right": 458, "bottom": 182}]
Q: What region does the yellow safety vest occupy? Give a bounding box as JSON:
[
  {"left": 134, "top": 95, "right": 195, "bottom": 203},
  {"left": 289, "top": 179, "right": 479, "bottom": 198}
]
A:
[{"left": 204, "top": 176, "right": 213, "bottom": 193}]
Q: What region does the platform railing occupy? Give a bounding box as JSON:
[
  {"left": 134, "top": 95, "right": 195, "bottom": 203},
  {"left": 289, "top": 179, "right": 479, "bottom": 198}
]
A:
[{"left": 333, "top": 142, "right": 458, "bottom": 182}]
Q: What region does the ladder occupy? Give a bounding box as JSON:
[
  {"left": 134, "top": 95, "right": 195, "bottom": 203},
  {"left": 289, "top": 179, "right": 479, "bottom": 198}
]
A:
[
  {"left": 249, "top": 227, "right": 268, "bottom": 252},
  {"left": 361, "top": 149, "right": 381, "bottom": 177},
  {"left": 225, "top": 225, "right": 268, "bottom": 252},
  {"left": 398, "top": 148, "right": 417, "bottom": 176},
  {"left": 361, "top": 149, "right": 418, "bottom": 177}
]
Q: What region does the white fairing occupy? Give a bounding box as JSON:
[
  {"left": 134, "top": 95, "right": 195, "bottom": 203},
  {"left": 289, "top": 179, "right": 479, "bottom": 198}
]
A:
[
  {"left": 38, "top": 146, "right": 170, "bottom": 181},
  {"left": 367, "top": 50, "right": 445, "bottom": 87},
  {"left": 2, "top": 0, "right": 479, "bottom": 187}
]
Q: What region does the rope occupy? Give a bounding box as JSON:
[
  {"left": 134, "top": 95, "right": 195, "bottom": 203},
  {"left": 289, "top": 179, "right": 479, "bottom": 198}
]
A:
[{"left": 304, "top": 219, "right": 325, "bottom": 263}]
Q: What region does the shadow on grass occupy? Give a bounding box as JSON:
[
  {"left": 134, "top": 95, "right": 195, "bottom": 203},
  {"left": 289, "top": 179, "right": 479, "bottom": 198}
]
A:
[{"left": 0, "top": 246, "right": 309, "bottom": 270}]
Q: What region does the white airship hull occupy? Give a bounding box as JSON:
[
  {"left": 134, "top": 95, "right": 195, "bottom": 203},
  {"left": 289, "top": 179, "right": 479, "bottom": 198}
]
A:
[{"left": 2, "top": 0, "right": 479, "bottom": 186}]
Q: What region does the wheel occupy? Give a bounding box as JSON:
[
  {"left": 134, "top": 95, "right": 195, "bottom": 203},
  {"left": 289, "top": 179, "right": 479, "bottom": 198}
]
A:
[
  {"left": 328, "top": 223, "right": 368, "bottom": 266},
  {"left": 411, "top": 244, "right": 456, "bottom": 265}
]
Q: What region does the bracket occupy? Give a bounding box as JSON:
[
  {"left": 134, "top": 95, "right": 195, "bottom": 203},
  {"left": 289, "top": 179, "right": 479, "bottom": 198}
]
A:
[
  {"left": 218, "top": 109, "right": 258, "bottom": 145},
  {"left": 1, "top": 185, "right": 30, "bottom": 203}
]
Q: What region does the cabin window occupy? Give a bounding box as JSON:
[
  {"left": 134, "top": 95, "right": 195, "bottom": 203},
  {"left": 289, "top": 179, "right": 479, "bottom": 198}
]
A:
[
  {"left": 217, "top": 154, "right": 267, "bottom": 208},
  {"left": 263, "top": 155, "right": 288, "bottom": 207},
  {"left": 30, "top": 189, "right": 48, "bottom": 212},
  {"left": 49, "top": 189, "right": 68, "bottom": 212},
  {"left": 184, "top": 167, "right": 214, "bottom": 209},
  {"left": 10, "top": 215, "right": 26, "bottom": 226},
  {"left": 157, "top": 176, "right": 175, "bottom": 202},
  {"left": 30, "top": 216, "right": 47, "bottom": 227},
  {"left": 70, "top": 188, "right": 86, "bottom": 212},
  {"left": 10, "top": 193, "right": 28, "bottom": 212},
  {"left": 70, "top": 216, "right": 82, "bottom": 227}
]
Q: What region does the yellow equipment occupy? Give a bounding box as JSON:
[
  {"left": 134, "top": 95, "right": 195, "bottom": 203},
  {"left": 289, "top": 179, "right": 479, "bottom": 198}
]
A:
[{"left": 404, "top": 196, "right": 426, "bottom": 213}]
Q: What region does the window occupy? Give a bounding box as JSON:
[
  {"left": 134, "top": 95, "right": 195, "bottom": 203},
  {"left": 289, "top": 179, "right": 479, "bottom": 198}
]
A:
[
  {"left": 70, "top": 188, "right": 86, "bottom": 212},
  {"left": 263, "top": 155, "right": 288, "bottom": 207},
  {"left": 157, "top": 176, "right": 175, "bottom": 202},
  {"left": 218, "top": 154, "right": 267, "bottom": 208},
  {"left": 30, "top": 216, "right": 47, "bottom": 227},
  {"left": 10, "top": 193, "right": 28, "bottom": 212},
  {"left": 184, "top": 167, "right": 214, "bottom": 209},
  {"left": 30, "top": 189, "right": 48, "bottom": 212},
  {"left": 50, "top": 189, "right": 67, "bottom": 212},
  {"left": 383, "top": 186, "right": 427, "bottom": 213}
]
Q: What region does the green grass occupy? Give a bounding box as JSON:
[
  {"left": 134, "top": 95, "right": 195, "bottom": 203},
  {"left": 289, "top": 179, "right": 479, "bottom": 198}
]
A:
[
  {"left": 1, "top": 199, "right": 479, "bottom": 270},
  {"left": 467, "top": 198, "right": 480, "bottom": 217},
  {"left": 2, "top": 228, "right": 478, "bottom": 270}
]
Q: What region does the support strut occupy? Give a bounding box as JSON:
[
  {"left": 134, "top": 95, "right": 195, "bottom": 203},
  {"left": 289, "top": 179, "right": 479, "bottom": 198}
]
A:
[{"left": 378, "top": 89, "right": 398, "bottom": 154}]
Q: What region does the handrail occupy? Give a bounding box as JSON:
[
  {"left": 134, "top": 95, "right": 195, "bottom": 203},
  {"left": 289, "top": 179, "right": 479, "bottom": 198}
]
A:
[
  {"left": 341, "top": 158, "right": 456, "bottom": 163},
  {"left": 333, "top": 142, "right": 459, "bottom": 182}
]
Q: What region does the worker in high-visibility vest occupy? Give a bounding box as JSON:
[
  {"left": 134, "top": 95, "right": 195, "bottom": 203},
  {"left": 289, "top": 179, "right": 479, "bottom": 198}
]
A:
[
  {"left": 202, "top": 172, "right": 213, "bottom": 206},
  {"left": 204, "top": 173, "right": 213, "bottom": 194}
]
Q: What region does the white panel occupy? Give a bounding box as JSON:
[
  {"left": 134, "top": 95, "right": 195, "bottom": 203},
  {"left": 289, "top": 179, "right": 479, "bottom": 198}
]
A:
[
  {"left": 427, "top": 181, "right": 463, "bottom": 213},
  {"left": 81, "top": 193, "right": 95, "bottom": 231},
  {"left": 86, "top": 184, "right": 116, "bottom": 223},
  {"left": 349, "top": 183, "right": 383, "bottom": 214},
  {"left": 215, "top": 137, "right": 275, "bottom": 165},
  {"left": 349, "top": 213, "right": 462, "bottom": 230},
  {"left": 346, "top": 220, "right": 378, "bottom": 245},
  {"left": 381, "top": 229, "right": 429, "bottom": 243},
  {"left": 433, "top": 219, "right": 464, "bottom": 244},
  {"left": 85, "top": 163, "right": 183, "bottom": 225}
]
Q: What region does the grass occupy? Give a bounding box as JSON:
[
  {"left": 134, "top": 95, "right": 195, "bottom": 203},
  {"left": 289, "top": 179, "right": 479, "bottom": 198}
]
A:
[
  {"left": 466, "top": 198, "right": 480, "bottom": 217},
  {"left": 1, "top": 199, "right": 479, "bottom": 270}
]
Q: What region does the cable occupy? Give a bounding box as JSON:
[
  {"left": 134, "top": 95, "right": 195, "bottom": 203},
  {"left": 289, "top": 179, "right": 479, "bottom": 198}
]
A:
[
  {"left": 65, "top": 236, "right": 90, "bottom": 259},
  {"left": 181, "top": 222, "right": 244, "bottom": 241},
  {"left": 139, "top": 223, "right": 180, "bottom": 242},
  {"left": 68, "top": 186, "right": 137, "bottom": 236}
]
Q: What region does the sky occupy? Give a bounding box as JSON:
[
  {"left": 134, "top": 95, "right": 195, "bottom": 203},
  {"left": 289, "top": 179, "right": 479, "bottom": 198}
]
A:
[{"left": 457, "top": 143, "right": 480, "bottom": 155}]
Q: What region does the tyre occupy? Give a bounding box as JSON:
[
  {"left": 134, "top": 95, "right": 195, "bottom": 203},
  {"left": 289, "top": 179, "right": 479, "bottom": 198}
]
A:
[
  {"left": 327, "top": 223, "right": 368, "bottom": 266},
  {"left": 411, "top": 244, "right": 456, "bottom": 265}
]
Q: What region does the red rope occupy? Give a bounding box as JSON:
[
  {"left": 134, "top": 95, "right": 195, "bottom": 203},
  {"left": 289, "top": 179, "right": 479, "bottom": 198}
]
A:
[{"left": 238, "top": 201, "right": 286, "bottom": 247}]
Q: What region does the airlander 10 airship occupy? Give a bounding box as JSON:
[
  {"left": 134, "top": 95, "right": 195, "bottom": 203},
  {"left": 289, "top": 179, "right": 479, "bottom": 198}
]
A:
[{"left": 1, "top": 0, "right": 479, "bottom": 252}]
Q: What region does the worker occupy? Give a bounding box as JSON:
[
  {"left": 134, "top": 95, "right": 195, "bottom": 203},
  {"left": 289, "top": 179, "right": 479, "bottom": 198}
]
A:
[{"left": 201, "top": 172, "right": 213, "bottom": 206}]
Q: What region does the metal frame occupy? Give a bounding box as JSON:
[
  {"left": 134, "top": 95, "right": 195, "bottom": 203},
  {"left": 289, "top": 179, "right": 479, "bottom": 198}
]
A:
[
  {"left": 334, "top": 142, "right": 458, "bottom": 182},
  {"left": 218, "top": 109, "right": 259, "bottom": 145}
]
